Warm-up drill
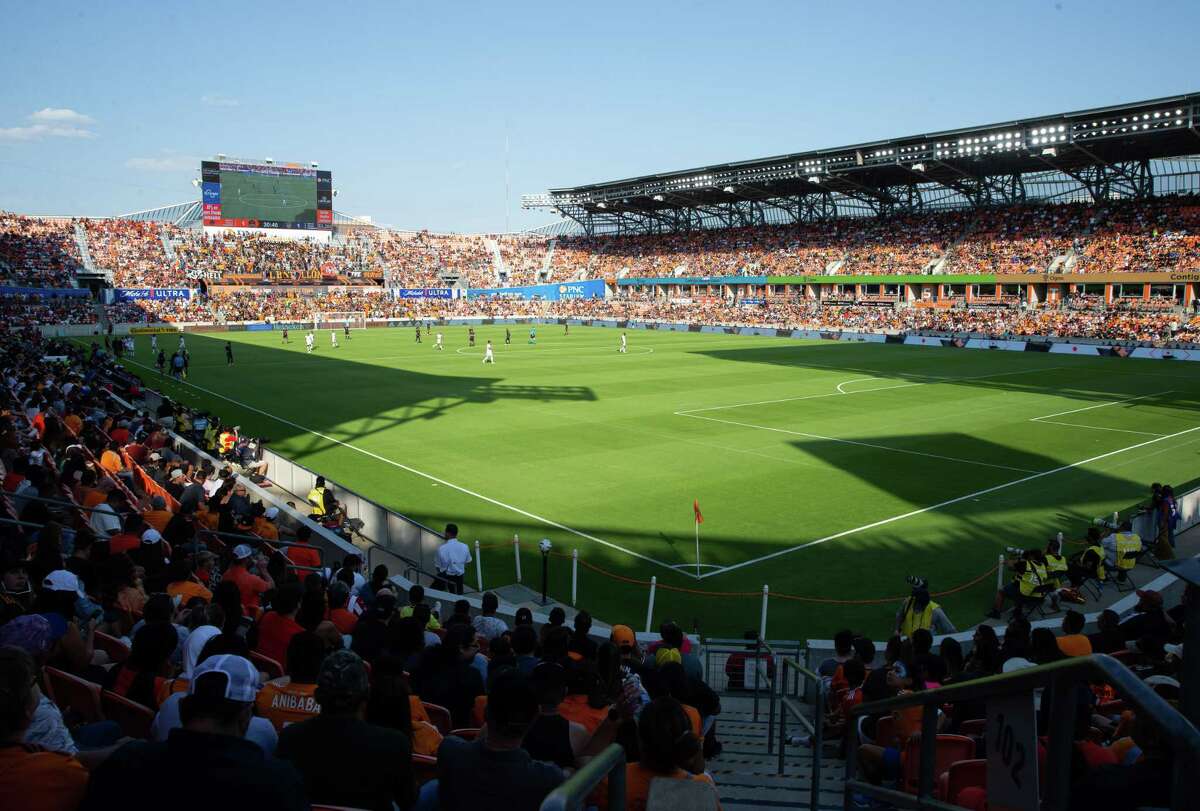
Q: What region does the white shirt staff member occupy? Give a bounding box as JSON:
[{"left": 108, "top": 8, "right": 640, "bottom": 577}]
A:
[{"left": 434, "top": 523, "right": 472, "bottom": 595}]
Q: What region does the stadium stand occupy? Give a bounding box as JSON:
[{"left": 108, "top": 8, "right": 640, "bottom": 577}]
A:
[
  {"left": 1, "top": 324, "right": 1196, "bottom": 810},
  {"left": 0, "top": 213, "right": 82, "bottom": 288}
]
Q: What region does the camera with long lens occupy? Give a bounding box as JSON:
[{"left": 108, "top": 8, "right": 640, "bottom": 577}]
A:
[
  {"left": 1005, "top": 546, "right": 1026, "bottom": 556},
  {"left": 905, "top": 575, "right": 927, "bottom": 590}
]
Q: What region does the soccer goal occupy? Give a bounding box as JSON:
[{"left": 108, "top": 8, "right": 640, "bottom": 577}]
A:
[{"left": 315, "top": 311, "right": 367, "bottom": 330}]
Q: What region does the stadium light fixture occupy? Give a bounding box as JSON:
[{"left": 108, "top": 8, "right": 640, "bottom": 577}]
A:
[
  {"left": 652, "top": 194, "right": 665, "bottom": 201},
  {"left": 722, "top": 186, "right": 736, "bottom": 193},
  {"left": 596, "top": 202, "right": 607, "bottom": 209},
  {"left": 807, "top": 175, "right": 821, "bottom": 184},
  {"left": 911, "top": 163, "right": 926, "bottom": 172},
  {"left": 1042, "top": 147, "right": 1057, "bottom": 157}
]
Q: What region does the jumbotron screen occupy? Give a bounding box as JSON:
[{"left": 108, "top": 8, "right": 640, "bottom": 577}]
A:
[{"left": 200, "top": 160, "right": 333, "bottom": 230}]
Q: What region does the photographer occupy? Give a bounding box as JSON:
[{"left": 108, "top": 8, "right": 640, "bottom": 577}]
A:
[
  {"left": 1068, "top": 528, "right": 1108, "bottom": 585},
  {"left": 894, "top": 576, "right": 955, "bottom": 638},
  {"left": 986, "top": 548, "right": 1051, "bottom": 620}
]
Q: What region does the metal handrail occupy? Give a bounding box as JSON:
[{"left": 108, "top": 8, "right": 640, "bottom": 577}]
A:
[
  {"left": 844, "top": 653, "right": 1200, "bottom": 811},
  {"left": 539, "top": 743, "right": 625, "bottom": 811},
  {"left": 777, "top": 656, "right": 826, "bottom": 811}
]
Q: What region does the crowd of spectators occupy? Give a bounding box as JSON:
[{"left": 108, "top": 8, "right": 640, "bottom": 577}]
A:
[
  {"left": 812, "top": 589, "right": 1189, "bottom": 811},
  {"left": 496, "top": 235, "right": 551, "bottom": 286},
  {"left": 0, "top": 329, "right": 730, "bottom": 809},
  {"left": 1077, "top": 197, "right": 1200, "bottom": 274},
  {"left": 946, "top": 203, "right": 1094, "bottom": 274},
  {"left": 83, "top": 221, "right": 174, "bottom": 288},
  {"left": 0, "top": 214, "right": 82, "bottom": 288},
  {"left": 0, "top": 292, "right": 97, "bottom": 327}
]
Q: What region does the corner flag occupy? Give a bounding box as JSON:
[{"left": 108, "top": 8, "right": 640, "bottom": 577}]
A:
[{"left": 693, "top": 499, "right": 703, "bottom": 525}]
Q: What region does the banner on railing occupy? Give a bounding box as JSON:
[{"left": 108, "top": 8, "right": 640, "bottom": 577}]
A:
[
  {"left": 114, "top": 288, "right": 192, "bottom": 302},
  {"left": 467, "top": 279, "right": 606, "bottom": 301},
  {"left": 391, "top": 288, "right": 455, "bottom": 299},
  {"left": 0, "top": 285, "right": 91, "bottom": 298}
]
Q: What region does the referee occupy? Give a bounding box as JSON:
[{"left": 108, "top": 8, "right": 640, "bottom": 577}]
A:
[{"left": 434, "top": 523, "right": 472, "bottom": 594}]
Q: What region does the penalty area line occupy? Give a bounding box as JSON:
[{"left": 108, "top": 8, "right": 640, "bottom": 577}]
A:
[
  {"left": 116, "top": 356, "right": 682, "bottom": 576},
  {"left": 699, "top": 420, "right": 1200, "bottom": 579}
]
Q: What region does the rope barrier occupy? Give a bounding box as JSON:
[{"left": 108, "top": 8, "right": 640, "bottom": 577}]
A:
[{"left": 479, "top": 542, "right": 1000, "bottom": 605}]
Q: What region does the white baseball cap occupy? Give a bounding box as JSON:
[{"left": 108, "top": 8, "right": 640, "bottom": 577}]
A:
[
  {"left": 232, "top": 544, "right": 254, "bottom": 560},
  {"left": 42, "top": 570, "right": 85, "bottom": 598},
  {"left": 141, "top": 528, "right": 163, "bottom": 545},
  {"left": 189, "top": 654, "right": 261, "bottom": 702},
  {"left": 169, "top": 469, "right": 185, "bottom": 480}
]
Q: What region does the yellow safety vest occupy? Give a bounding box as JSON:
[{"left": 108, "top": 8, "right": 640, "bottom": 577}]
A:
[
  {"left": 1045, "top": 553, "right": 1068, "bottom": 585},
  {"left": 218, "top": 432, "right": 237, "bottom": 453},
  {"left": 900, "top": 600, "right": 940, "bottom": 637},
  {"left": 307, "top": 486, "right": 327, "bottom": 516},
  {"left": 1085, "top": 545, "right": 1106, "bottom": 581},
  {"left": 1115, "top": 532, "right": 1141, "bottom": 571},
  {"left": 1018, "top": 565, "right": 1044, "bottom": 597}
]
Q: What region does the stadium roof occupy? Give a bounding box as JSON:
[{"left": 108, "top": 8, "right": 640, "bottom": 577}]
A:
[{"left": 524, "top": 93, "right": 1200, "bottom": 235}]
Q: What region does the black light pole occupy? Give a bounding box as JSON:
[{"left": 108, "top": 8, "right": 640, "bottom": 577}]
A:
[{"left": 539, "top": 538, "right": 552, "bottom": 606}]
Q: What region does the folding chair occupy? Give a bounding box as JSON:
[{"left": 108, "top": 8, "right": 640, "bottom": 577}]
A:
[
  {"left": 901, "top": 734, "right": 976, "bottom": 794},
  {"left": 248, "top": 651, "right": 284, "bottom": 681},
  {"left": 94, "top": 631, "right": 131, "bottom": 665},
  {"left": 101, "top": 690, "right": 155, "bottom": 739},
  {"left": 421, "top": 702, "right": 452, "bottom": 736},
  {"left": 43, "top": 667, "right": 104, "bottom": 725},
  {"left": 937, "top": 757, "right": 986, "bottom": 803}
]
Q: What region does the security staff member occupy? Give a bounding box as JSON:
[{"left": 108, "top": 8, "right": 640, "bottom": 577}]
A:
[{"left": 307, "top": 475, "right": 334, "bottom": 517}]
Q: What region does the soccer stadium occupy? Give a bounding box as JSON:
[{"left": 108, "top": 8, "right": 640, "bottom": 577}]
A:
[{"left": 3, "top": 7, "right": 1200, "bottom": 811}]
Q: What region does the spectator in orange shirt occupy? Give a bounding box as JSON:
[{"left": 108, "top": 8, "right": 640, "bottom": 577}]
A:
[
  {"left": 285, "top": 525, "right": 321, "bottom": 573},
  {"left": 141, "top": 495, "right": 173, "bottom": 533},
  {"left": 252, "top": 505, "right": 280, "bottom": 541},
  {"left": 256, "top": 631, "right": 326, "bottom": 731},
  {"left": 596, "top": 697, "right": 718, "bottom": 811},
  {"left": 223, "top": 544, "right": 274, "bottom": 612},
  {"left": 1057, "top": 610, "right": 1094, "bottom": 657},
  {"left": 0, "top": 648, "right": 89, "bottom": 811},
  {"left": 165, "top": 559, "right": 213, "bottom": 605},
  {"left": 325, "top": 581, "right": 358, "bottom": 635}
]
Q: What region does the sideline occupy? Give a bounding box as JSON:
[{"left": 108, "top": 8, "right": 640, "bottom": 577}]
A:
[{"left": 112, "top": 354, "right": 684, "bottom": 576}]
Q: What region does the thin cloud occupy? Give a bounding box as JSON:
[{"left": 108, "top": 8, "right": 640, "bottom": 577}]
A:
[
  {"left": 200, "top": 94, "right": 240, "bottom": 108},
  {"left": 125, "top": 154, "right": 199, "bottom": 172},
  {"left": 29, "top": 108, "right": 95, "bottom": 125}
]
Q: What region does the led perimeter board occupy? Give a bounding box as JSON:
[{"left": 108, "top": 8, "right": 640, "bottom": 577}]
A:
[{"left": 201, "top": 160, "right": 333, "bottom": 230}]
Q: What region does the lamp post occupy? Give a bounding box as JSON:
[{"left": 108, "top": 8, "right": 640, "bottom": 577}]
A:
[{"left": 538, "top": 538, "right": 553, "bottom": 606}]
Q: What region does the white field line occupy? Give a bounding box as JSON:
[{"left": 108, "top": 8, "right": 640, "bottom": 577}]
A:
[
  {"left": 1028, "top": 390, "right": 1173, "bottom": 421},
  {"left": 699, "top": 421, "right": 1200, "bottom": 579},
  {"left": 676, "top": 366, "right": 1068, "bottom": 416},
  {"left": 676, "top": 412, "right": 1042, "bottom": 474},
  {"left": 116, "top": 357, "right": 684, "bottom": 576},
  {"left": 1030, "top": 420, "right": 1167, "bottom": 437},
  {"left": 836, "top": 378, "right": 878, "bottom": 394}
]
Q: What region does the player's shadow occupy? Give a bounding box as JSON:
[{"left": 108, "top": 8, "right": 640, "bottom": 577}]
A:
[
  {"left": 116, "top": 331, "right": 596, "bottom": 465},
  {"left": 688, "top": 341, "right": 1200, "bottom": 410}
]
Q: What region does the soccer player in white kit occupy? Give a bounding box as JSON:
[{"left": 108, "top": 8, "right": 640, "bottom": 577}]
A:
[
  {"left": 178, "top": 334, "right": 186, "bottom": 351},
  {"left": 331, "top": 330, "right": 339, "bottom": 348},
  {"left": 150, "top": 334, "right": 158, "bottom": 354},
  {"left": 619, "top": 332, "right": 627, "bottom": 353},
  {"left": 435, "top": 333, "right": 444, "bottom": 350},
  {"left": 482, "top": 340, "right": 495, "bottom": 364},
  {"left": 305, "top": 332, "right": 314, "bottom": 353}
]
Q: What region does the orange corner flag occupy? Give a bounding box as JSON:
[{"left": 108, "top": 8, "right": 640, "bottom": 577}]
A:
[{"left": 693, "top": 499, "right": 703, "bottom": 525}]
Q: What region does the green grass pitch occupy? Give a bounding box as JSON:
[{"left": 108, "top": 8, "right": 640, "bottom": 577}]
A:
[
  {"left": 112, "top": 326, "right": 1200, "bottom": 639},
  {"left": 218, "top": 171, "right": 317, "bottom": 223}
]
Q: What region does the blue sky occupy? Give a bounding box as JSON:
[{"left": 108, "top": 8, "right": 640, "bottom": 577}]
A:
[{"left": 1, "top": 1, "right": 1196, "bottom": 233}]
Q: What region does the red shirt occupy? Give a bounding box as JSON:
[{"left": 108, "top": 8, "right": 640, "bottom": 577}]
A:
[
  {"left": 327, "top": 607, "right": 358, "bottom": 635},
  {"left": 223, "top": 564, "right": 271, "bottom": 611},
  {"left": 110, "top": 426, "right": 130, "bottom": 444},
  {"left": 109, "top": 533, "right": 140, "bottom": 555},
  {"left": 255, "top": 611, "right": 304, "bottom": 669}
]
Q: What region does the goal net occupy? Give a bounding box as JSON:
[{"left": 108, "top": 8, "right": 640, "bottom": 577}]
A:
[{"left": 315, "top": 311, "right": 367, "bottom": 330}]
